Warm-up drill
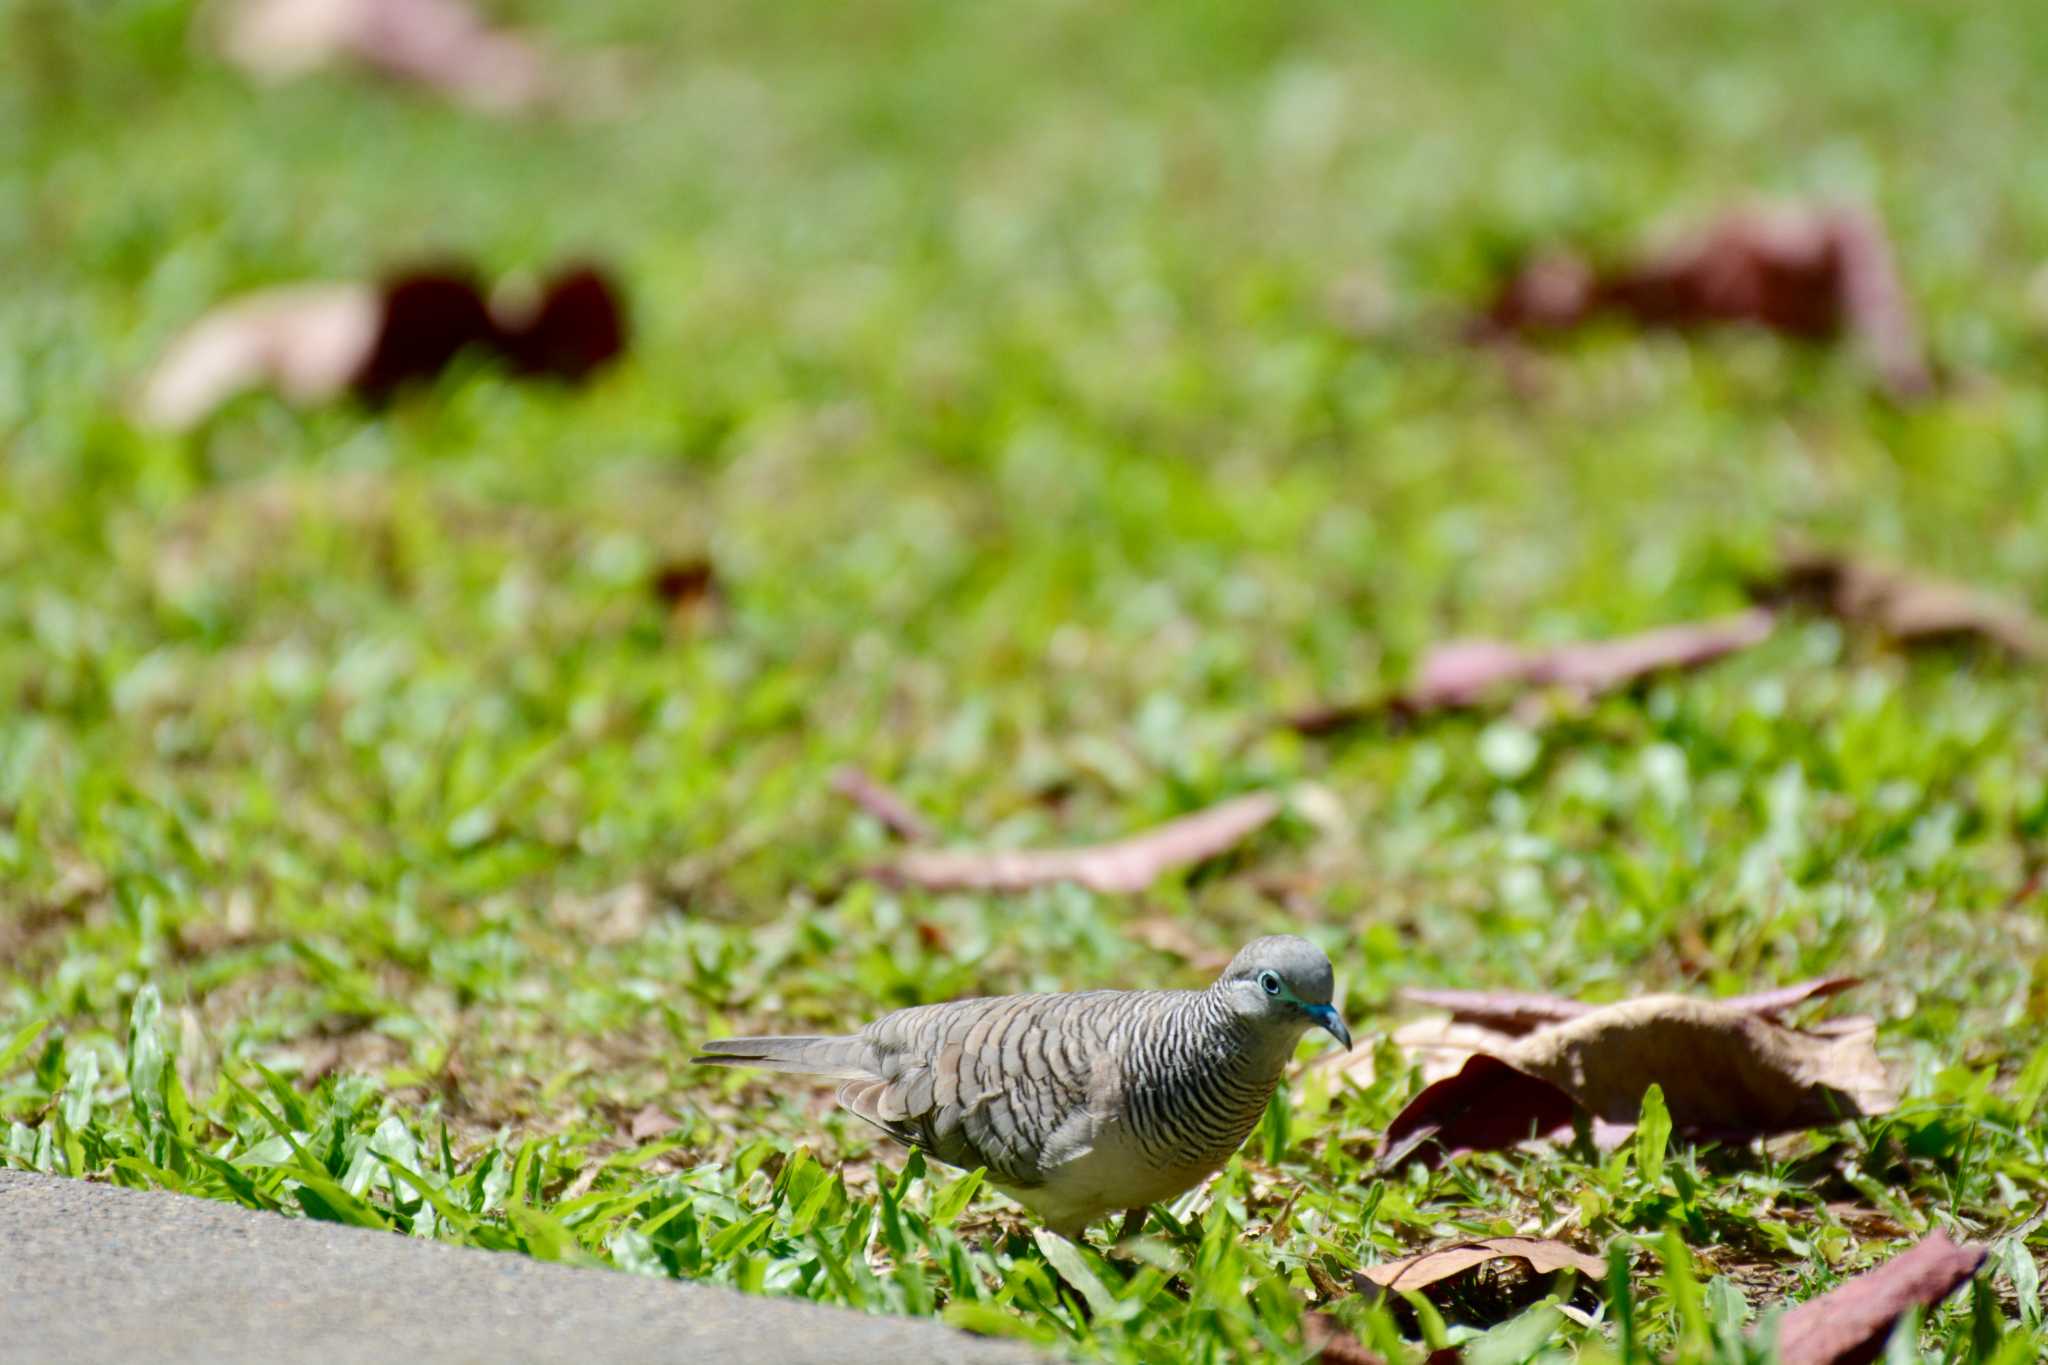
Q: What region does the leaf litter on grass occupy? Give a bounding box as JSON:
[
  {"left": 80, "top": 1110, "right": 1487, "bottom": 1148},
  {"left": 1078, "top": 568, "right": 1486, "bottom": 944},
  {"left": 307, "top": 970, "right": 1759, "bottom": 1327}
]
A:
[
  {"left": 1470, "top": 202, "right": 1933, "bottom": 400},
  {"left": 137, "top": 262, "right": 628, "bottom": 431},
  {"left": 1363, "top": 988, "right": 1896, "bottom": 1169}
]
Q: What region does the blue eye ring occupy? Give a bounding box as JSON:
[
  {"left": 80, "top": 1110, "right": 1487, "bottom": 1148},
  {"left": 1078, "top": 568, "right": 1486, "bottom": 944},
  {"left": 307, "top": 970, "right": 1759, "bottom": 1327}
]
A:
[{"left": 1257, "top": 970, "right": 1282, "bottom": 996}]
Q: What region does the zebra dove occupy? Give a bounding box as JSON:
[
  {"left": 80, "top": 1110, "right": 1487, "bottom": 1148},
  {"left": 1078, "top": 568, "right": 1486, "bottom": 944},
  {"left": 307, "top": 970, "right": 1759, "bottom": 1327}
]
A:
[{"left": 696, "top": 935, "right": 1350, "bottom": 1238}]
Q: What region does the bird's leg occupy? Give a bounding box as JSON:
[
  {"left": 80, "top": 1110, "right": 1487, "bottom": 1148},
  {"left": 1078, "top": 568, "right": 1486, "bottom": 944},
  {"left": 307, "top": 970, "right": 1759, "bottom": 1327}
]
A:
[{"left": 1117, "top": 1207, "right": 1148, "bottom": 1243}]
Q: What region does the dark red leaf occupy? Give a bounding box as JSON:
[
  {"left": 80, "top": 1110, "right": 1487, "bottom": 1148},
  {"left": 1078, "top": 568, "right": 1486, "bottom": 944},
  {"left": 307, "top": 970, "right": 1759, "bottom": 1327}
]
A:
[
  {"left": 1770, "top": 1232, "right": 1986, "bottom": 1365},
  {"left": 498, "top": 265, "right": 629, "bottom": 381},
  {"left": 1474, "top": 204, "right": 1931, "bottom": 401},
  {"left": 1379, "top": 1054, "right": 1582, "bottom": 1170},
  {"left": 354, "top": 269, "right": 498, "bottom": 401}
]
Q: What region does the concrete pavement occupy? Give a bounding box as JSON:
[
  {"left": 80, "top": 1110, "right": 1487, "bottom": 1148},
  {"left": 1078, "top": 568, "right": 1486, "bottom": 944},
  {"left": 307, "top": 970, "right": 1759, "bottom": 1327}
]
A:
[{"left": 0, "top": 1169, "right": 1043, "bottom": 1364}]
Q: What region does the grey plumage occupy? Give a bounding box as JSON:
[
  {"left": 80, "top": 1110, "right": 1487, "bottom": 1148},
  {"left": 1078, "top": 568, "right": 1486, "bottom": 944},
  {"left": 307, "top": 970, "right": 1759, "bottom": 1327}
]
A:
[{"left": 696, "top": 935, "right": 1350, "bottom": 1238}]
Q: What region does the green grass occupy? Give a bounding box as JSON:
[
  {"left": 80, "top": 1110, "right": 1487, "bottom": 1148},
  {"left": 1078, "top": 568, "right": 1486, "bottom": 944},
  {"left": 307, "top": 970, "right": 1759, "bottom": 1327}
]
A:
[{"left": 5, "top": 0, "right": 2048, "bottom": 1359}]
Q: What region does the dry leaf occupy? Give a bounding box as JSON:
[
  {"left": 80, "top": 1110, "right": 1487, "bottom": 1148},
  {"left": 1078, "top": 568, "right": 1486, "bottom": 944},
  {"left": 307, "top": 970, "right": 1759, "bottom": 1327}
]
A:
[
  {"left": 1768, "top": 1232, "right": 1986, "bottom": 1365},
  {"left": 650, "top": 558, "right": 721, "bottom": 630},
  {"left": 1508, "top": 996, "right": 1895, "bottom": 1130},
  {"left": 1397, "top": 977, "right": 1859, "bottom": 1035},
  {"left": 1475, "top": 203, "right": 1931, "bottom": 400},
  {"left": 828, "top": 766, "right": 937, "bottom": 844},
  {"left": 135, "top": 284, "right": 381, "bottom": 432},
  {"left": 215, "top": 0, "right": 596, "bottom": 116},
  {"left": 627, "top": 1103, "right": 680, "bottom": 1142},
  {"left": 1288, "top": 610, "right": 1773, "bottom": 735},
  {"left": 137, "top": 263, "right": 627, "bottom": 431},
  {"left": 875, "top": 792, "right": 1281, "bottom": 894},
  {"left": 1357, "top": 1237, "right": 1606, "bottom": 1295},
  {"left": 1755, "top": 548, "right": 2048, "bottom": 661},
  {"left": 1379, "top": 995, "right": 1895, "bottom": 1168},
  {"left": 1302, "top": 1311, "right": 1387, "bottom": 1365},
  {"left": 1378, "top": 1054, "right": 1590, "bottom": 1168}
]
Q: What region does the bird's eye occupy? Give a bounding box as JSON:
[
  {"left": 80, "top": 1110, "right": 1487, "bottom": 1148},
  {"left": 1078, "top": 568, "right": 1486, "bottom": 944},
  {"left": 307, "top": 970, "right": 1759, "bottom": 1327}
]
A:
[{"left": 1257, "top": 970, "right": 1282, "bottom": 996}]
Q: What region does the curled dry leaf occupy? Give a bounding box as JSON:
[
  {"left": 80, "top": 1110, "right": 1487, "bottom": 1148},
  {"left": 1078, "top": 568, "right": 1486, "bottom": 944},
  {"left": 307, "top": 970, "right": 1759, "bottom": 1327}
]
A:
[
  {"left": 1397, "top": 977, "right": 1859, "bottom": 1035},
  {"left": 1377, "top": 994, "right": 1895, "bottom": 1168},
  {"left": 874, "top": 792, "right": 1281, "bottom": 895},
  {"left": 1288, "top": 610, "right": 1773, "bottom": 735},
  {"left": 828, "top": 766, "right": 937, "bottom": 844},
  {"left": 214, "top": 0, "right": 618, "bottom": 117},
  {"left": 1475, "top": 203, "right": 1931, "bottom": 400},
  {"left": 137, "top": 264, "right": 627, "bottom": 432},
  {"left": 1754, "top": 548, "right": 2048, "bottom": 662},
  {"left": 1506, "top": 997, "right": 1896, "bottom": 1130},
  {"left": 135, "top": 284, "right": 382, "bottom": 434},
  {"left": 1768, "top": 1232, "right": 1986, "bottom": 1365},
  {"left": 1378, "top": 1054, "right": 1592, "bottom": 1168},
  {"left": 1357, "top": 1237, "right": 1606, "bottom": 1296}
]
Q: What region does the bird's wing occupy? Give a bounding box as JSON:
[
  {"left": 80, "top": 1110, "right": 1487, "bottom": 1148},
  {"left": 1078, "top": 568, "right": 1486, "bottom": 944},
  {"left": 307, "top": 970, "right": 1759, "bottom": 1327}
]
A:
[{"left": 842, "top": 993, "right": 1121, "bottom": 1188}]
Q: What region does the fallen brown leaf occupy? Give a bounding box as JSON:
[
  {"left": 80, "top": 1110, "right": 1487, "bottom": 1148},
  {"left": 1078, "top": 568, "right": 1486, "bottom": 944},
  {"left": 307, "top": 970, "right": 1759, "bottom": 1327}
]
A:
[
  {"left": 135, "top": 284, "right": 382, "bottom": 433},
  {"left": 1287, "top": 610, "right": 1773, "bottom": 735},
  {"left": 137, "top": 263, "right": 627, "bottom": 431},
  {"left": 1397, "top": 977, "right": 1859, "bottom": 1034},
  {"left": 1768, "top": 1232, "right": 1986, "bottom": 1365},
  {"left": 874, "top": 792, "right": 1282, "bottom": 894},
  {"left": 1754, "top": 548, "right": 2048, "bottom": 661},
  {"left": 650, "top": 558, "right": 721, "bottom": 630},
  {"left": 1357, "top": 1237, "right": 1606, "bottom": 1295},
  {"left": 1475, "top": 203, "right": 1932, "bottom": 400},
  {"left": 627, "top": 1103, "right": 680, "bottom": 1143},
  {"left": 1302, "top": 1311, "right": 1387, "bottom": 1365},
  {"left": 1509, "top": 996, "right": 1895, "bottom": 1130},
  {"left": 1378, "top": 995, "right": 1895, "bottom": 1168},
  {"left": 1378, "top": 1054, "right": 1590, "bottom": 1168},
  {"left": 828, "top": 767, "right": 937, "bottom": 844},
  {"left": 214, "top": 0, "right": 612, "bottom": 117}
]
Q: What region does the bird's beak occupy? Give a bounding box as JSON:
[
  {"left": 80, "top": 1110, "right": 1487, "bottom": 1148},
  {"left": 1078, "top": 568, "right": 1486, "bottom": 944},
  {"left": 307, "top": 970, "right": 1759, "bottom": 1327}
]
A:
[{"left": 1307, "top": 1004, "right": 1352, "bottom": 1051}]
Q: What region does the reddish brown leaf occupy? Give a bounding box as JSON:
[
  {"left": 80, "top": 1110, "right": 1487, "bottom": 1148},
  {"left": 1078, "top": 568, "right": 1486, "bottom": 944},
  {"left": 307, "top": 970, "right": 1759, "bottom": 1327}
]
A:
[
  {"left": 627, "top": 1103, "right": 680, "bottom": 1142},
  {"left": 1474, "top": 203, "right": 1932, "bottom": 400},
  {"left": 829, "top": 767, "right": 937, "bottom": 844},
  {"left": 1770, "top": 1232, "right": 1986, "bottom": 1365},
  {"left": 1380, "top": 996, "right": 1895, "bottom": 1167},
  {"left": 1755, "top": 549, "right": 2048, "bottom": 662},
  {"left": 1397, "top": 977, "right": 1860, "bottom": 1035},
  {"left": 1357, "top": 1237, "right": 1606, "bottom": 1294},
  {"left": 1379, "top": 1054, "right": 1584, "bottom": 1170},
  {"left": 875, "top": 792, "right": 1281, "bottom": 894},
  {"left": 353, "top": 268, "right": 500, "bottom": 400},
  {"left": 1302, "top": 1312, "right": 1387, "bottom": 1365},
  {"left": 650, "top": 558, "right": 720, "bottom": 632},
  {"left": 137, "top": 262, "right": 628, "bottom": 430},
  {"left": 495, "top": 265, "right": 630, "bottom": 382},
  {"left": 1289, "top": 611, "right": 1773, "bottom": 735}
]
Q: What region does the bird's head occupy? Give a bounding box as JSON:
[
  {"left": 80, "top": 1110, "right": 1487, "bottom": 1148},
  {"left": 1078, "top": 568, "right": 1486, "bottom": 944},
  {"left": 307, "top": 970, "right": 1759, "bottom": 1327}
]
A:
[{"left": 1214, "top": 935, "right": 1351, "bottom": 1050}]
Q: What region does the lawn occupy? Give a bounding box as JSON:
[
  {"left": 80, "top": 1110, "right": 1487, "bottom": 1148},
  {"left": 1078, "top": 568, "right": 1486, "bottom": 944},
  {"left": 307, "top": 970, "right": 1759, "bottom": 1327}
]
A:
[{"left": 4, "top": 1, "right": 2048, "bottom": 1360}]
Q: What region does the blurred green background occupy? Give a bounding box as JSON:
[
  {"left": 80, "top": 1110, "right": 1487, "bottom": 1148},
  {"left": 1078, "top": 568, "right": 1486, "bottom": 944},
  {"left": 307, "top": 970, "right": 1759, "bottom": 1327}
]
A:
[{"left": 3, "top": 1, "right": 2047, "bottom": 1360}]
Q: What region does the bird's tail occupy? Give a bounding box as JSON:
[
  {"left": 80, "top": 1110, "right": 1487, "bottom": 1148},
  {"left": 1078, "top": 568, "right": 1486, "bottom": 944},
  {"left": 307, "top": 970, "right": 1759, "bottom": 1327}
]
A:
[{"left": 694, "top": 1034, "right": 873, "bottom": 1079}]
